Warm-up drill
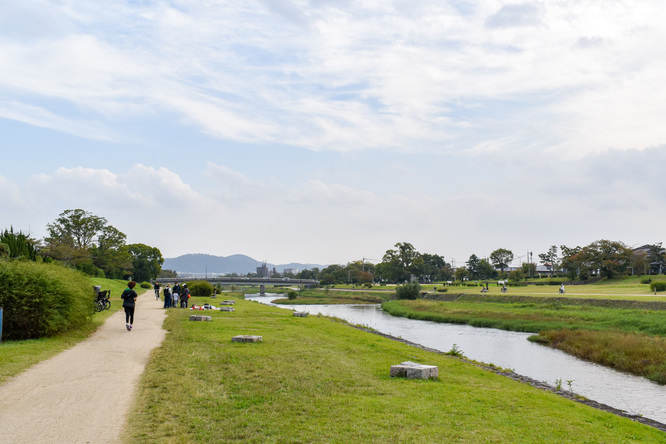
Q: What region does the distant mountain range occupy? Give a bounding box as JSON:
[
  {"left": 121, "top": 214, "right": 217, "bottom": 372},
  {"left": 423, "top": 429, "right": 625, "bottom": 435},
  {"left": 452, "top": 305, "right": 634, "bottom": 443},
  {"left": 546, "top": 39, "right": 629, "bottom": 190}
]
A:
[{"left": 162, "top": 253, "right": 325, "bottom": 275}]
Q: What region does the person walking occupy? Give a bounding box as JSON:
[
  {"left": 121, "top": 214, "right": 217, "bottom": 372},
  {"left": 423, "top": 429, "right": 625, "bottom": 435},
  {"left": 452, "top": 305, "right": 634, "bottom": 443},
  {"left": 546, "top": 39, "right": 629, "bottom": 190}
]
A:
[
  {"left": 172, "top": 291, "right": 179, "bottom": 308},
  {"left": 181, "top": 284, "right": 190, "bottom": 308},
  {"left": 154, "top": 282, "right": 161, "bottom": 300},
  {"left": 121, "top": 281, "right": 138, "bottom": 331},
  {"left": 163, "top": 284, "right": 172, "bottom": 308}
]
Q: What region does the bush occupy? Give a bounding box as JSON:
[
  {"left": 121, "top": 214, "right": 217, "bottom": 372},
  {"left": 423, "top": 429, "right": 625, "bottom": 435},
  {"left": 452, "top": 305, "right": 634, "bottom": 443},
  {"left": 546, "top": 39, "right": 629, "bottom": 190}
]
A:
[
  {"left": 140, "top": 281, "right": 151, "bottom": 289},
  {"left": 186, "top": 280, "right": 214, "bottom": 296},
  {"left": 436, "top": 287, "right": 448, "bottom": 293},
  {"left": 287, "top": 290, "right": 298, "bottom": 300},
  {"left": 650, "top": 282, "right": 666, "bottom": 292},
  {"left": 0, "top": 260, "right": 94, "bottom": 340},
  {"left": 396, "top": 282, "right": 421, "bottom": 300}
]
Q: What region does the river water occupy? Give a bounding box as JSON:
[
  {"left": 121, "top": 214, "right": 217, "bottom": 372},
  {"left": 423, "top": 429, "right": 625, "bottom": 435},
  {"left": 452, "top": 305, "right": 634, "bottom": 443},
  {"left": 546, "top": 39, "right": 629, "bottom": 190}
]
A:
[{"left": 247, "top": 295, "right": 666, "bottom": 424}]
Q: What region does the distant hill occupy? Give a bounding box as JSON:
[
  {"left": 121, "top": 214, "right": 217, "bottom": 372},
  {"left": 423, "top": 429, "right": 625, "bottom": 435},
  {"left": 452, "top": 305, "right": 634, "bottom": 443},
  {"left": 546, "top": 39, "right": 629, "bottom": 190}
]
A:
[{"left": 162, "top": 253, "right": 325, "bottom": 275}]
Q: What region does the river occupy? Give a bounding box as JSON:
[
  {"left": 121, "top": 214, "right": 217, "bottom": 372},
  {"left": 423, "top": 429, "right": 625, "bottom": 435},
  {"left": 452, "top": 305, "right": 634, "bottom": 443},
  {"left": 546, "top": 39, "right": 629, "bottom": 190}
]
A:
[{"left": 247, "top": 295, "right": 666, "bottom": 424}]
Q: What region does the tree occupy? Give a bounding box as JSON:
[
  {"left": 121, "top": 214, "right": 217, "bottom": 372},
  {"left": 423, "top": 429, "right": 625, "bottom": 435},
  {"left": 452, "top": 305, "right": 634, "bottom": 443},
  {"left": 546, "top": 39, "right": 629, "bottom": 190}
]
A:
[
  {"left": 560, "top": 245, "right": 583, "bottom": 280},
  {"left": 91, "top": 225, "right": 132, "bottom": 279},
  {"left": 378, "top": 242, "right": 422, "bottom": 283},
  {"left": 454, "top": 266, "right": 469, "bottom": 281},
  {"left": 466, "top": 254, "right": 480, "bottom": 279},
  {"left": 477, "top": 259, "right": 497, "bottom": 279},
  {"left": 538, "top": 245, "right": 559, "bottom": 278},
  {"left": 582, "top": 240, "right": 632, "bottom": 279},
  {"left": 489, "top": 248, "right": 514, "bottom": 276},
  {"left": 127, "top": 243, "right": 164, "bottom": 282},
  {"left": 521, "top": 262, "right": 536, "bottom": 278},
  {"left": 421, "top": 253, "right": 447, "bottom": 281},
  {"left": 396, "top": 282, "right": 421, "bottom": 300},
  {"left": 46, "top": 209, "right": 106, "bottom": 250},
  {"left": 1, "top": 228, "right": 39, "bottom": 261}
]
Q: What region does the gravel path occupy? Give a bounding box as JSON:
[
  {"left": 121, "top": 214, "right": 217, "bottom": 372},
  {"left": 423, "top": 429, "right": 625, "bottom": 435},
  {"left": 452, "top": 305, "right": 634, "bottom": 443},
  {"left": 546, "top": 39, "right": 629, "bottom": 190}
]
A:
[{"left": 0, "top": 291, "right": 167, "bottom": 443}]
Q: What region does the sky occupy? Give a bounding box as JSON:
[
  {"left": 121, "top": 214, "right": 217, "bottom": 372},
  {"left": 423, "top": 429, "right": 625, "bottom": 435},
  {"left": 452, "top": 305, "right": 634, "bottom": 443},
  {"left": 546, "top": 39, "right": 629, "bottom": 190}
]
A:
[{"left": 2, "top": 0, "right": 666, "bottom": 268}]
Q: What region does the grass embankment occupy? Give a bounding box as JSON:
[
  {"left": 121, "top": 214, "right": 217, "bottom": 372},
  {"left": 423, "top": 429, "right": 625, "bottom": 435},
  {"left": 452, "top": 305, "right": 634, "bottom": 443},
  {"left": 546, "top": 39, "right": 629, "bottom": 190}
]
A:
[
  {"left": 125, "top": 297, "right": 665, "bottom": 442},
  {"left": 0, "top": 278, "right": 139, "bottom": 384},
  {"left": 383, "top": 295, "right": 666, "bottom": 383},
  {"left": 272, "top": 289, "right": 386, "bottom": 305}
]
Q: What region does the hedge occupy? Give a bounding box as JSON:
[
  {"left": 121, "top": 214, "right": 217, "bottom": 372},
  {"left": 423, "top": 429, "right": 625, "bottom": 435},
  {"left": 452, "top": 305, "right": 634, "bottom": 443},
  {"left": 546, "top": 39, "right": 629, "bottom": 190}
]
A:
[{"left": 0, "top": 260, "right": 93, "bottom": 340}]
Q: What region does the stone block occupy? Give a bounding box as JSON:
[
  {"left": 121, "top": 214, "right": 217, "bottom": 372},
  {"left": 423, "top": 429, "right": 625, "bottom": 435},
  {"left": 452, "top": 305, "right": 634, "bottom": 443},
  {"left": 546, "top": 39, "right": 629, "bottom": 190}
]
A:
[
  {"left": 232, "top": 335, "right": 263, "bottom": 343},
  {"left": 390, "top": 361, "right": 438, "bottom": 380},
  {"left": 219, "top": 307, "right": 235, "bottom": 312},
  {"left": 221, "top": 300, "right": 235, "bottom": 305},
  {"left": 189, "top": 315, "right": 212, "bottom": 322},
  {"left": 293, "top": 312, "right": 308, "bottom": 317},
  {"left": 210, "top": 295, "right": 217, "bottom": 299}
]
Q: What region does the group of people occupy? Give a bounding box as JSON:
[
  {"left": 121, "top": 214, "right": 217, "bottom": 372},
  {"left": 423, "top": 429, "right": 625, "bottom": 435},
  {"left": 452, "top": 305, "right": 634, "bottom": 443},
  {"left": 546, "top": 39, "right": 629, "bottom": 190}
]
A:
[{"left": 154, "top": 281, "right": 190, "bottom": 308}]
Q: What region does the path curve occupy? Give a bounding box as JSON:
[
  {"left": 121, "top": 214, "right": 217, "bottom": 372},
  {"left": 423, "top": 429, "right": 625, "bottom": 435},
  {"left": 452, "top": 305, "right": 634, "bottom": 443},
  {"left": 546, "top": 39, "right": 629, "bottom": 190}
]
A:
[{"left": 0, "top": 291, "right": 166, "bottom": 443}]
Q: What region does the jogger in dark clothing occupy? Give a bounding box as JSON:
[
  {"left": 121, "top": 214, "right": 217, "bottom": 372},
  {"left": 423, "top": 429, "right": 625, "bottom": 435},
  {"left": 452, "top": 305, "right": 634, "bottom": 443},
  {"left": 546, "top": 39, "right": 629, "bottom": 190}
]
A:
[{"left": 121, "top": 281, "right": 138, "bottom": 331}]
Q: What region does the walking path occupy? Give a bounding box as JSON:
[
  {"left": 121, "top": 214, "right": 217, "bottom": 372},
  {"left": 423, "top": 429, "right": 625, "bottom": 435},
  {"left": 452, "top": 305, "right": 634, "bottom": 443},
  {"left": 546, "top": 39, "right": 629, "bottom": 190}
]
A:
[{"left": 0, "top": 291, "right": 167, "bottom": 443}]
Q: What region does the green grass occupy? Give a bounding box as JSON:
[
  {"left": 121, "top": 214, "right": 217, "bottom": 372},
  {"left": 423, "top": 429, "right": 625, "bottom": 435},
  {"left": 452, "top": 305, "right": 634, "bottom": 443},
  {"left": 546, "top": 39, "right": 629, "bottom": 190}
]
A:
[
  {"left": 382, "top": 295, "right": 666, "bottom": 383},
  {"left": 124, "top": 298, "right": 665, "bottom": 442},
  {"left": 272, "top": 289, "right": 386, "bottom": 305},
  {"left": 0, "top": 278, "right": 142, "bottom": 383}
]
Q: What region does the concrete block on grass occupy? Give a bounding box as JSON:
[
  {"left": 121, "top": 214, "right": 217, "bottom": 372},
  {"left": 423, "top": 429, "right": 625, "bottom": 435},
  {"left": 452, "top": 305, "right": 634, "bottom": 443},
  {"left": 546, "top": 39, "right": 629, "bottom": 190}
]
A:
[
  {"left": 293, "top": 312, "right": 308, "bottom": 317},
  {"left": 232, "top": 335, "right": 263, "bottom": 343},
  {"left": 390, "top": 361, "right": 438, "bottom": 380},
  {"left": 189, "top": 315, "right": 212, "bottom": 322},
  {"left": 221, "top": 300, "right": 236, "bottom": 305},
  {"left": 219, "top": 307, "right": 235, "bottom": 312}
]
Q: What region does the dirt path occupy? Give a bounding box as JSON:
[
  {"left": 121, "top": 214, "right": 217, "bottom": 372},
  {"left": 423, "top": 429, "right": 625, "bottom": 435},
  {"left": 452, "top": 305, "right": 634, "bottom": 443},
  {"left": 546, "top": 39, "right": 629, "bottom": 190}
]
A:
[{"left": 0, "top": 291, "right": 167, "bottom": 443}]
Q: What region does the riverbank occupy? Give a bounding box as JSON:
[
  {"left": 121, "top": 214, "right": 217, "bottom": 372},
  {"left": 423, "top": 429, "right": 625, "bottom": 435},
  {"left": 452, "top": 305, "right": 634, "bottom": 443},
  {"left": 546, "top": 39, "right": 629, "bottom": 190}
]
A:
[
  {"left": 383, "top": 295, "right": 666, "bottom": 383},
  {"left": 124, "top": 297, "right": 665, "bottom": 442}
]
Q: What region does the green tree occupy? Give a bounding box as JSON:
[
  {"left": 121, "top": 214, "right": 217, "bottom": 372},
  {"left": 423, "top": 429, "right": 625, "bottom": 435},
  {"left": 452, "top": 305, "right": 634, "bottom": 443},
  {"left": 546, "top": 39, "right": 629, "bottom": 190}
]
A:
[
  {"left": 127, "top": 243, "right": 164, "bottom": 282},
  {"left": 378, "top": 242, "right": 422, "bottom": 283},
  {"left": 582, "top": 240, "right": 632, "bottom": 279},
  {"left": 46, "top": 209, "right": 106, "bottom": 250},
  {"left": 477, "top": 258, "right": 497, "bottom": 279},
  {"left": 560, "top": 245, "right": 583, "bottom": 280},
  {"left": 1, "top": 228, "right": 39, "bottom": 260},
  {"left": 538, "top": 246, "right": 559, "bottom": 278},
  {"left": 91, "top": 225, "right": 132, "bottom": 278},
  {"left": 454, "top": 266, "right": 469, "bottom": 281},
  {"left": 489, "top": 248, "right": 514, "bottom": 276},
  {"left": 466, "top": 254, "right": 480, "bottom": 279},
  {"left": 395, "top": 282, "right": 421, "bottom": 300}
]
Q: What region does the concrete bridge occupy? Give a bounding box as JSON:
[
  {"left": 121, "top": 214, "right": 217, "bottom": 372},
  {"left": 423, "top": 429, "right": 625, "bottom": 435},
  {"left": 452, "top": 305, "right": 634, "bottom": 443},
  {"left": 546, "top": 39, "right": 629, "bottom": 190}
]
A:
[{"left": 155, "top": 276, "right": 319, "bottom": 287}]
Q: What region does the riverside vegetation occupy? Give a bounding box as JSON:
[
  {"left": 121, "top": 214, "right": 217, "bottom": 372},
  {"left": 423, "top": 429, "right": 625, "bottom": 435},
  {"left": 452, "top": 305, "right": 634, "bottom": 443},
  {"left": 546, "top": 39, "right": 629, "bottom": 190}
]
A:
[
  {"left": 381, "top": 278, "right": 666, "bottom": 384},
  {"left": 124, "top": 296, "right": 665, "bottom": 442}
]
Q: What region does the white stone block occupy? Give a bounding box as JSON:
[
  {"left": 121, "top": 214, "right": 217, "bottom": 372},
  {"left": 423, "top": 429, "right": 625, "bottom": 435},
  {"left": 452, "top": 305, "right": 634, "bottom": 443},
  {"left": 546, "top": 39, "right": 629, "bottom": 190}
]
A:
[
  {"left": 390, "top": 361, "right": 438, "bottom": 379},
  {"left": 232, "top": 335, "right": 263, "bottom": 343}
]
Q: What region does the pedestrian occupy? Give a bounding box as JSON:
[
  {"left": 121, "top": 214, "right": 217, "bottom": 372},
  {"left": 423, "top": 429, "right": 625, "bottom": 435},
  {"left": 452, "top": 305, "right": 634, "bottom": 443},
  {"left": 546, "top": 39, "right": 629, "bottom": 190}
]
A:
[
  {"left": 163, "top": 284, "right": 172, "bottom": 308},
  {"left": 559, "top": 284, "right": 565, "bottom": 294},
  {"left": 121, "top": 281, "right": 138, "bottom": 331},
  {"left": 172, "top": 290, "right": 179, "bottom": 308},
  {"left": 173, "top": 281, "right": 181, "bottom": 299},
  {"left": 154, "top": 282, "right": 161, "bottom": 300},
  {"left": 181, "top": 284, "right": 190, "bottom": 308}
]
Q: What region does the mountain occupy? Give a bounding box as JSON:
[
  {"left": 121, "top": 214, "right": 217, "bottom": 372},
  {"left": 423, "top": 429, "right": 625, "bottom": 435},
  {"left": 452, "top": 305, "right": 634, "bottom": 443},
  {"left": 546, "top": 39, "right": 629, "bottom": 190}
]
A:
[{"left": 162, "top": 253, "right": 325, "bottom": 275}]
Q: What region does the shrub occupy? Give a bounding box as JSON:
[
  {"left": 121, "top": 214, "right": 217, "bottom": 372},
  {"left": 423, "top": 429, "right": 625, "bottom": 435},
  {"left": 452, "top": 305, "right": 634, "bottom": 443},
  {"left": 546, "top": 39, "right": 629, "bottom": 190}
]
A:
[
  {"left": 396, "top": 282, "right": 421, "bottom": 300},
  {"left": 140, "top": 281, "right": 151, "bottom": 289},
  {"left": 0, "top": 260, "right": 93, "bottom": 340},
  {"left": 436, "top": 287, "right": 448, "bottom": 293},
  {"left": 650, "top": 282, "right": 666, "bottom": 292},
  {"left": 186, "top": 280, "right": 214, "bottom": 296},
  {"left": 287, "top": 290, "right": 298, "bottom": 300}
]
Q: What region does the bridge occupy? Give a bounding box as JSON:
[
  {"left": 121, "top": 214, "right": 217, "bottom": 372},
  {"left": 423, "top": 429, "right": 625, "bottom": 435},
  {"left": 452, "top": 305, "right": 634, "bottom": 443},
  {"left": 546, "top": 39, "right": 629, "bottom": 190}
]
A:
[{"left": 155, "top": 276, "right": 319, "bottom": 287}]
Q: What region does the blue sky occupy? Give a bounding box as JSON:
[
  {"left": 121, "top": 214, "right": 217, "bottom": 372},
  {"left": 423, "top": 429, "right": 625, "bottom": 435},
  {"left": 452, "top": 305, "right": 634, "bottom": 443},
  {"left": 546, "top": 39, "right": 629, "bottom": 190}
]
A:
[{"left": 2, "top": 0, "right": 666, "bottom": 266}]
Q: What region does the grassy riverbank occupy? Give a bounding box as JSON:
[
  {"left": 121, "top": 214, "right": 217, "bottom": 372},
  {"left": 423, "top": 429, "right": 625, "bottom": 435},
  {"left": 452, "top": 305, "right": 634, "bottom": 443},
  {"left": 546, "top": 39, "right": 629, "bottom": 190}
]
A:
[
  {"left": 0, "top": 278, "right": 138, "bottom": 384},
  {"left": 271, "top": 288, "right": 386, "bottom": 305},
  {"left": 124, "top": 297, "right": 665, "bottom": 442},
  {"left": 383, "top": 295, "right": 666, "bottom": 383}
]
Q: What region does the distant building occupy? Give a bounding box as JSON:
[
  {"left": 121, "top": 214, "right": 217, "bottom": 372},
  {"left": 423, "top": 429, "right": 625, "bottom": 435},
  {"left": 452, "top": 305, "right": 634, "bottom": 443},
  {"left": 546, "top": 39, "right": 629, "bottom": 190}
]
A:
[
  {"left": 256, "top": 263, "right": 269, "bottom": 277},
  {"left": 283, "top": 268, "right": 298, "bottom": 275}
]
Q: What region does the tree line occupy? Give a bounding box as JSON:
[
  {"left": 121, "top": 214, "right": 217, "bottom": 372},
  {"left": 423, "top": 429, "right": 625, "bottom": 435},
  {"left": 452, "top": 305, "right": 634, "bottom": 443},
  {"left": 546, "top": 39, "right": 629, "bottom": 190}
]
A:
[
  {"left": 288, "top": 240, "right": 664, "bottom": 285},
  {"left": 1, "top": 209, "right": 163, "bottom": 282}
]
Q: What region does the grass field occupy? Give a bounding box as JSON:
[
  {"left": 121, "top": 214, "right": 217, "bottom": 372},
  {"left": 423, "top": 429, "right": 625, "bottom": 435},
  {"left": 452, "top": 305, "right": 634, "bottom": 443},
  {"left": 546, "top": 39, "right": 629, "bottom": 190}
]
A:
[{"left": 124, "top": 296, "right": 665, "bottom": 442}]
